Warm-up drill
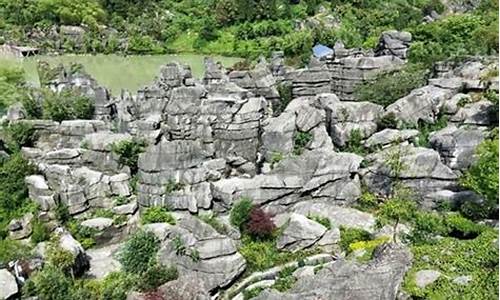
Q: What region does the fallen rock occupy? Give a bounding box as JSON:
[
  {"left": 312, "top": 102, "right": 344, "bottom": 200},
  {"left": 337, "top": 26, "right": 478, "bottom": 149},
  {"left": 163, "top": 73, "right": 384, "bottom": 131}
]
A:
[
  {"left": 277, "top": 213, "right": 327, "bottom": 252},
  {"left": 81, "top": 217, "right": 114, "bottom": 231},
  {"left": 0, "top": 269, "right": 18, "bottom": 299},
  {"left": 414, "top": 269, "right": 441, "bottom": 289}
]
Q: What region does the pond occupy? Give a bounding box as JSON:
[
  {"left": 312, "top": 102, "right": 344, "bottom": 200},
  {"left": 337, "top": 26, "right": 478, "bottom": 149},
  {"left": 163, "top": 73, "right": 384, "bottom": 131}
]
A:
[{"left": 1, "top": 54, "right": 242, "bottom": 95}]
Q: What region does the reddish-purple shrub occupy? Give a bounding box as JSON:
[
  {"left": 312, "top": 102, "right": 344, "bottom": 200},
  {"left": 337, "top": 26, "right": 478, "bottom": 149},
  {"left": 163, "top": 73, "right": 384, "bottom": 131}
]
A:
[{"left": 246, "top": 207, "right": 276, "bottom": 239}]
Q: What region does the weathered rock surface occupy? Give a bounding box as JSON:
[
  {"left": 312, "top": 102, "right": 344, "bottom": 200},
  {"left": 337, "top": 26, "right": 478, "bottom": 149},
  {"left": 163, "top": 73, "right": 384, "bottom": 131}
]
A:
[
  {"left": 429, "top": 125, "right": 487, "bottom": 170},
  {"left": 363, "top": 145, "right": 458, "bottom": 198},
  {"left": 0, "top": 269, "right": 18, "bottom": 299},
  {"left": 277, "top": 213, "right": 327, "bottom": 252},
  {"left": 414, "top": 270, "right": 441, "bottom": 288},
  {"left": 365, "top": 129, "right": 419, "bottom": 149},
  {"left": 157, "top": 215, "right": 246, "bottom": 291},
  {"left": 86, "top": 243, "right": 122, "bottom": 279},
  {"left": 253, "top": 243, "right": 412, "bottom": 300}
]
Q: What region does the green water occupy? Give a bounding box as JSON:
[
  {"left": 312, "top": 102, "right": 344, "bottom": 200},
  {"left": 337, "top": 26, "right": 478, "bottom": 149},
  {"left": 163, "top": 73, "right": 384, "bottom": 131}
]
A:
[{"left": 1, "top": 54, "right": 241, "bottom": 95}]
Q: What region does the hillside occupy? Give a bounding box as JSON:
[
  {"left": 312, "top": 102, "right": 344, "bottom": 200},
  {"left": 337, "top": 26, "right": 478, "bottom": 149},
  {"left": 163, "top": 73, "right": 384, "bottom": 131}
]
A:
[{"left": 0, "top": 1, "right": 498, "bottom": 300}]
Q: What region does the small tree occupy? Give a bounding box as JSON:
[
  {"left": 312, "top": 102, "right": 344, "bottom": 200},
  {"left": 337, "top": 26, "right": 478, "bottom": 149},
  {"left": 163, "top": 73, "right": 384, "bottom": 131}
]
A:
[
  {"left": 230, "top": 197, "right": 254, "bottom": 229},
  {"left": 117, "top": 230, "right": 160, "bottom": 274},
  {"left": 377, "top": 195, "right": 416, "bottom": 242},
  {"left": 246, "top": 207, "right": 276, "bottom": 239},
  {"left": 112, "top": 138, "right": 147, "bottom": 174}
]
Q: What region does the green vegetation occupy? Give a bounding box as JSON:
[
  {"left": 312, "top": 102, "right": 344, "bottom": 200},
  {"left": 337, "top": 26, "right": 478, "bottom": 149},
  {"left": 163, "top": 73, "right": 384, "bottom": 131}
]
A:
[
  {"left": 270, "top": 151, "right": 284, "bottom": 169},
  {"left": 403, "top": 229, "right": 498, "bottom": 299},
  {"left": 238, "top": 234, "right": 319, "bottom": 273},
  {"left": 342, "top": 129, "right": 366, "bottom": 155},
  {"left": 135, "top": 264, "right": 178, "bottom": 292},
  {"left": 66, "top": 219, "right": 98, "bottom": 249},
  {"left": 164, "top": 178, "right": 185, "bottom": 195},
  {"left": 141, "top": 206, "right": 176, "bottom": 225},
  {"left": 460, "top": 137, "right": 499, "bottom": 220},
  {"left": 0, "top": 238, "right": 33, "bottom": 264},
  {"left": 356, "top": 64, "right": 429, "bottom": 107},
  {"left": 0, "top": 66, "right": 30, "bottom": 115},
  {"left": 230, "top": 197, "right": 254, "bottom": 229},
  {"left": 414, "top": 114, "right": 448, "bottom": 147},
  {"left": 377, "top": 196, "right": 417, "bottom": 241},
  {"left": 199, "top": 213, "right": 229, "bottom": 235},
  {"left": 293, "top": 131, "right": 313, "bottom": 155},
  {"left": 117, "top": 230, "right": 160, "bottom": 274},
  {"left": 307, "top": 214, "right": 331, "bottom": 230},
  {"left": 339, "top": 226, "right": 372, "bottom": 253},
  {"left": 111, "top": 138, "right": 147, "bottom": 174},
  {"left": 42, "top": 90, "right": 95, "bottom": 122},
  {"left": 276, "top": 83, "right": 293, "bottom": 115},
  {"left": 272, "top": 266, "right": 298, "bottom": 292},
  {"left": 1, "top": 122, "right": 37, "bottom": 151}
]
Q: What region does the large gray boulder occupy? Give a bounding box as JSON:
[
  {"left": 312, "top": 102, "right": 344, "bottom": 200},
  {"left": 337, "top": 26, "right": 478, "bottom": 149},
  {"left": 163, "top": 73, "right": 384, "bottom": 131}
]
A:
[
  {"left": 157, "top": 215, "right": 246, "bottom": 291},
  {"left": 0, "top": 269, "right": 18, "bottom": 299},
  {"left": 253, "top": 243, "right": 412, "bottom": 300},
  {"left": 316, "top": 93, "right": 383, "bottom": 147},
  {"left": 363, "top": 145, "right": 458, "bottom": 198},
  {"left": 429, "top": 125, "right": 487, "bottom": 170},
  {"left": 375, "top": 30, "right": 412, "bottom": 59},
  {"left": 277, "top": 213, "right": 327, "bottom": 252},
  {"left": 414, "top": 270, "right": 441, "bottom": 289},
  {"left": 385, "top": 85, "right": 456, "bottom": 127},
  {"left": 365, "top": 129, "right": 419, "bottom": 149},
  {"left": 450, "top": 100, "right": 496, "bottom": 126}
]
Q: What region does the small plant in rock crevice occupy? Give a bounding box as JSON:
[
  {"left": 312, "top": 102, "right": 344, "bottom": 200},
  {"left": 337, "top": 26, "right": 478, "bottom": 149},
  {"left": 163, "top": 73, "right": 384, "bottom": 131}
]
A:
[
  {"left": 293, "top": 131, "right": 313, "bottom": 155},
  {"left": 164, "top": 178, "right": 185, "bottom": 195}
]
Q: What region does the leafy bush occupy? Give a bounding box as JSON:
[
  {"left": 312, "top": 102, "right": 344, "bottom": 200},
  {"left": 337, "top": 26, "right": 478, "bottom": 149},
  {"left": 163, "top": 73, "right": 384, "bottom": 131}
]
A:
[
  {"left": 117, "top": 230, "right": 160, "bottom": 274},
  {"left": 199, "top": 213, "right": 228, "bottom": 235},
  {"left": 2, "top": 122, "right": 37, "bottom": 151},
  {"left": 414, "top": 114, "right": 448, "bottom": 147},
  {"left": 348, "top": 236, "right": 390, "bottom": 262},
  {"left": 377, "top": 197, "right": 417, "bottom": 241},
  {"left": 141, "top": 206, "right": 176, "bottom": 225},
  {"left": 403, "top": 229, "right": 498, "bottom": 299},
  {"left": 31, "top": 220, "right": 52, "bottom": 243},
  {"left": 0, "top": 238, "right": 33, "bottom": 264},
  {"left": 307, "top": 214, "right": 331, "bottom": 230},
  {"left": 342, "top": 129, "right": 366, "bottom": 155},
  {"left": 272, "top": 266, "right": 297, "bottom": 291},
  {"left": 377, "top": 112, "right": 398, "bottom": 130},
  {"left": 293, "top": 131, "right": 313, "bottom": 155},
  {"left": 100, "top": 271, "right": 138, "bottom": 300},
  {"left": 111, "top": 138, "right": 146, "bottom": 174},
  {"left": 230, "top": 197, "right": 254, "bottom": 229},
  {"left": 246, "top": 207, "right": 276, "bottom": 239},
  {"left": 270, "top": 152, "right": 284, "bottom": 169},
  {"left": 136, "top": 264, "right": 178, "bottom": 292},
  {"left": 460, "top": 137, "right": 499, "bottom": 219},
  {"left": 356, "top": 191, "right": 380, "bottom": 212},
  {"left": 67, "top": 220, "right": 98, "bottom": 249},
  {"left": 355, "top": 64, "right": 429, "bottom": 107},
  {"left": 32, "top": 266, "right": 72, "bottom": 300},
  {"left": 45, "top": 240, "right": 76, "bottom": 274},
  {"left": 42, "top": 90, "right": 95, "bottom": 122},
  {"left": 238, "top": 234, "right": 319, "bottom": 273},
  {"left": 276, "top": 83, "right": 293, "bottom": 115},
  {"left": 0, "top": 66, "right": 29, "bottom": 115},
  {"left": 339, "top": 226, "right": 372, "bottom": 253}
]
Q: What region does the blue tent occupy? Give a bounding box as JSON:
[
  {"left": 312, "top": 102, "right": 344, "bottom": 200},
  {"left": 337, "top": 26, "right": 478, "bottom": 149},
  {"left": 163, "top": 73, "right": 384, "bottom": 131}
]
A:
[{"left": 312, "top": 44, "right": 334, "bottom": 58}]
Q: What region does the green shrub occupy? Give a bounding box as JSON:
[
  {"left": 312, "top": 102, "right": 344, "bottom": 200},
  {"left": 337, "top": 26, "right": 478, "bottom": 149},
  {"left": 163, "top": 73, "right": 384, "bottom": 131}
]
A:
[
  {"left": 2, "top": 122, "right": 37, "bottom": 151},
  {"left": 199, "top": 213, "right": 228, "bottom": 235},
  {"left": 66, "top": 220, "right": 98, "bottom": 249},
  {"left": 445, "top": 213, "right": 487, "bottom": 239},
  {"left": 111, "top": 138, "right": 147, "bottom": 174},
  {"left": 42, "top": 90, "right": 95, "bottom": 122},
  {"left": 356, "top": 191, "right": 380, "bottom": 212},
  {"left": 141, "top": 207, "right": 176, "bottom": 225},
  {"left": 276, "top": 83, "right": 293, "bottom": 115},
  {"left": 343, "top": 129, "right": 366, "bottom": 155},
  {"left": 409, "top": 211, "right": 448, "bottom": 244},
  {"left": 355, "top": 64, "right": 429, "bottom": 107},
  {"left": 460, "top": 138, "right": 499, "bottom": 219},
  {"left": 339, "top": 227, "right": 372, "bottom": 253},
  {"left": 32, "top": 266, "right": 72, "bottom": 300},
  {"left": 377, "top": 197, "right": 417, "bottom": 241},
  {"left": 0, "top": 66, "right": 29, "bottom": 115},
  {"left": 272, "top": 266, "right": 297, "bottom": 291},
  {"left": 136, "top": 264, "right": 178, "bottom": 292},
  {"left": 55, "top": 202, "right": 71, "bottom": 224},
  {"left": 348, "top": 236, "right": 390, "bottom": 262},
  {"left": 100, "top": 271, "right": 138, "bottom": 300},
  {"left": 403, "top": 229, "right": 498, "bottom": 299},
  {"left": 238, "top": 234, "right": 319, "bottom": 273},
  {"left": 377, "top": 112, "right": 398, "bottom": 130},
  {"left": 117, "top": 230, "right": 160, "bottom": 274},
  {"left": 230, "top": 197, "right": 254, "bottom": 229},
  {"left": 415, "top": 114, "right": 448, "bottom": 147},
  {"left": 31, "top": 220, "right": 51, "bottom": 244},
  {"left": 270, "top": 152, "right": 284, "bottom": 169},
  {"left": 243, "top": 287, "right": 264, "bottom": 300},
  {"left": 0, "top": 238, "right": 33, "bottom": 264},
  {"left": 293, "top": 131, "right": 313, "bottom": 155},
  {"left": 307, "top": 214, "right": 331, "bottom": 230},
  {"left": 45, "top": 241, "right": 76, "bottom": 274}
]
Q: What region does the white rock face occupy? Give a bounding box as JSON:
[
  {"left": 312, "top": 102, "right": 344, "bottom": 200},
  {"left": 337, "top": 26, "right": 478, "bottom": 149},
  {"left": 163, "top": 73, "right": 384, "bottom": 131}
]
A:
[
  {"left": 414, "top": 270, "right": 441, "bottom": 288},
  {"left": 0, "top": 269, "right": 18, "bottom": 299}
]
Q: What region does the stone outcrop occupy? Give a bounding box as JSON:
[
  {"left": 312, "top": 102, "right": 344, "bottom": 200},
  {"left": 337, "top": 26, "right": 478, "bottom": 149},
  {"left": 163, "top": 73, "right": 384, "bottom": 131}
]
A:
[
  {"left": 154, "top": 215, "right": 246, "bottom": 292},
  {"left": 277, "top": 213, "right": 327, "bottom": 252},
  {"left": 253, "top": 243, "right": 412, "bottom": 300},
  {"left": 375, "top": 31, "right": 412, "bottom": 60},
  {"left": 362, "top": 145, "right": 458, "bottom": 198},
  {"left": 0, "top": 269, "right": 18, "bottom": 299}
]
